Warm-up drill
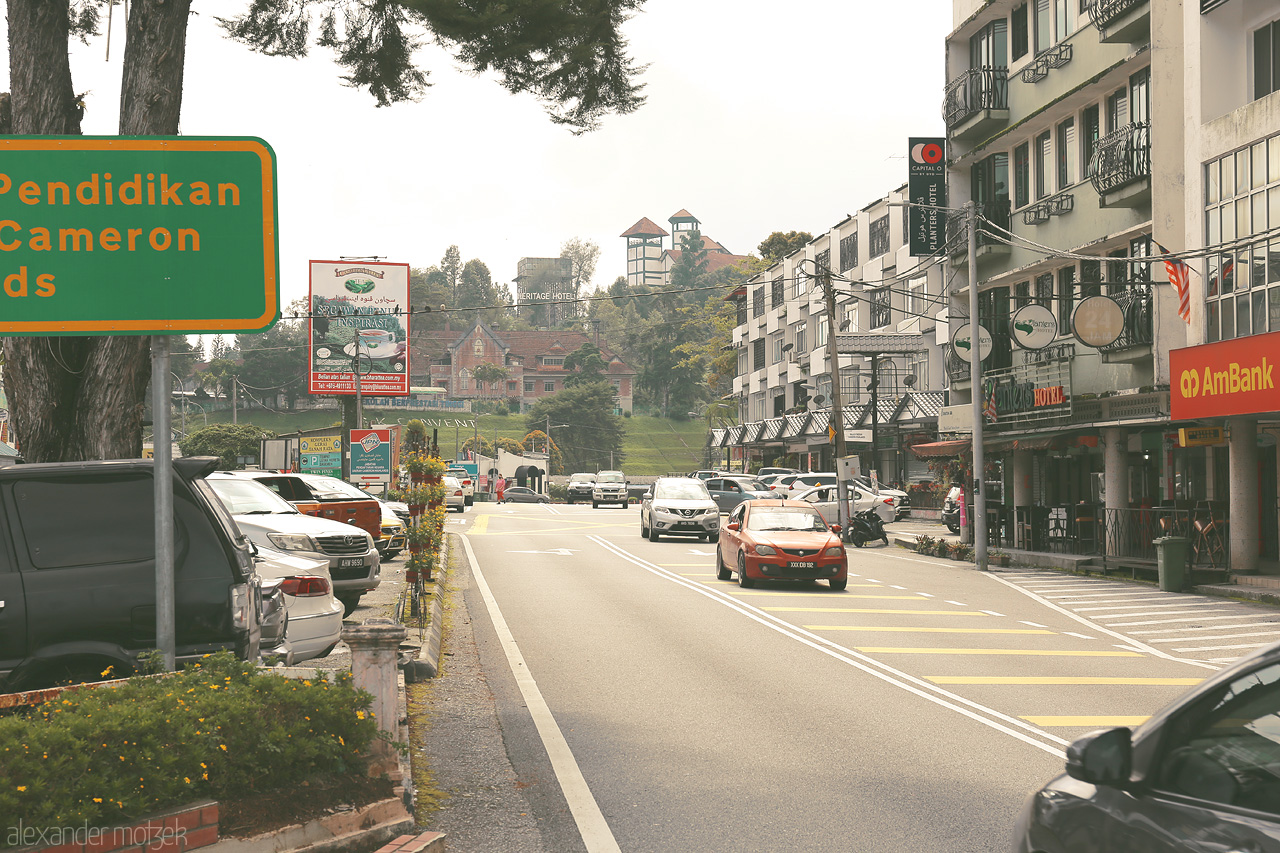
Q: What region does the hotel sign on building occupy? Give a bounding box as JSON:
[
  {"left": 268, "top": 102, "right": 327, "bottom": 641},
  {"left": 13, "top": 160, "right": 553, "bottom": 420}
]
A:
[{"left": 1170, "top": 331, "right": 1280, "bottom": 420}]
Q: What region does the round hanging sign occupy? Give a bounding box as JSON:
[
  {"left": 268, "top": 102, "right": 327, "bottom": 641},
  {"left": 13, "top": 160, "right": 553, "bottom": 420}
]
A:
[
  {"left": 1072, "top": 295, "right": 1125, "bottom": 348},
  {"left": 1010, "top": 303, "right": 1059, "bottom": 350},
  {"left": 950, "top": 323, "right": 993, "bottom": 361}
]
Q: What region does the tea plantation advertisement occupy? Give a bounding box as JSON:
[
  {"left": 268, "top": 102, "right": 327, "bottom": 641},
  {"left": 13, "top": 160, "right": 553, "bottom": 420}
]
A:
[{"left": 308, "top": 260, "right": 410, "bottom": 395}]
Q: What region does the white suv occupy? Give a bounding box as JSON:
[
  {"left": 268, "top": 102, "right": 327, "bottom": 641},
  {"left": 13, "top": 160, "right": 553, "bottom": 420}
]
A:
[
  {"left": 446, "top": 468, "right": 475, "bottom": 506},
  {"left": 592, "top": 470, "right": 629, "bottom": 508}
]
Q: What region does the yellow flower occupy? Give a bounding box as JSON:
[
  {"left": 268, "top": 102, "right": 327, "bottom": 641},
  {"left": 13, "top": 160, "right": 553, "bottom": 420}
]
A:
[
  {"left": 355, "top": 711, "right": 365, "bottom": 720},
  {"left": 92, "top": 798, "right": 102, "bottom": 803},
  {"left": 16, "top": 786, "right": 26, "bottom": 792},
  {"left": 219, "top": 744, "right": 227, "bottom": 752},
  {"left": 184, "top": 777, "right": 191, "bottom": 784},
  {"left": 100, "top": 666, "right": 113, "bottom": 677}
]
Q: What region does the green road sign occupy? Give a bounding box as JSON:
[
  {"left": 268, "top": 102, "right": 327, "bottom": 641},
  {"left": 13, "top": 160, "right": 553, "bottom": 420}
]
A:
[{"left": 0, "top": 136, "right": 279, "bottom": 335}]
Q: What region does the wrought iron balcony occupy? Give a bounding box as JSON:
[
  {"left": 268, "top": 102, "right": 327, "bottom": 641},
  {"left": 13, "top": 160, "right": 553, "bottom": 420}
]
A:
[
  {"left": 943, "top": 66, "right": 1009, "bottom": 130},
  {"left": 1088, "top": 0, "right": 1146, "bottom": 32},
  {"left": 1088, "top": 122, "right": 1150, "bottom": 196},
  {"left": 1098, "top": 285, "right": 1153, "bottom": 353}
]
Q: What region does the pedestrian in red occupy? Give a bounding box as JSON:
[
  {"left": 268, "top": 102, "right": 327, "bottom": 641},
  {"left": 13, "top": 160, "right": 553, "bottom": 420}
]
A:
[{"left": 496, "top": 477, "right": 505, "bottom": 504}]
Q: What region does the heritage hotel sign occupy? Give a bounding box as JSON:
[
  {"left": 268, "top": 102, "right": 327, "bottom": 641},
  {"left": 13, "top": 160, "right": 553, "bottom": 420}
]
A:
[{"left": 1170, "top": 331, "right": 1280, "bottom": 420}]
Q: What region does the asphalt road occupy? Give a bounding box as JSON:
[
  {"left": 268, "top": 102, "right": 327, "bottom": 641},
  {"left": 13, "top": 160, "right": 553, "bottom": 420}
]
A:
[{"left": 432, "top": 500, "right": 1280, "bottom": 852}]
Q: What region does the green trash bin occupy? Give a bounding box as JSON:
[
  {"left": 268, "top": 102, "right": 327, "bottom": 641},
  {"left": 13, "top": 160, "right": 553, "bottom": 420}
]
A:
[{"left": 1153, "top": 536, "right": 1190, "bottom": 591}]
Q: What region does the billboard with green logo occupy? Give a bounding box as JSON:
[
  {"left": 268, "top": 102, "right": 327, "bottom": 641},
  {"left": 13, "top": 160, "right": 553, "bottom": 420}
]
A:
[{"left": 308, "top": 261, "right": 410, "bottom": 395}]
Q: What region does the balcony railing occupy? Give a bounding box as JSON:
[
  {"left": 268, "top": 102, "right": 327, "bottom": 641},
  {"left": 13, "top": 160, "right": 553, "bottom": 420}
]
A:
[
  {"left": 1088, "top": 0, "right": 1146, "bottom": 31},
  {"left": 1098, "top": 285, "right": 1153, "bottom": 353},
  {"left": 947, "top": 199, "right": 1012, "bottom": 251},
  {"left": 1088, "top": 122, "right": 1150, "bottom": 195},
  {"left": 943, "top": 66, "right": 1009, "bottom": 129}
]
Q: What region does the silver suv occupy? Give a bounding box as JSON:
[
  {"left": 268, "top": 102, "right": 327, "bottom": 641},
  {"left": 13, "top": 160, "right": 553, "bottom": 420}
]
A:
[
  {"left": 592, "top": 470, "right": 628, "bottom": 508},
  {"left": 640, "top": 477, "right": 719, "bottom": 542}
]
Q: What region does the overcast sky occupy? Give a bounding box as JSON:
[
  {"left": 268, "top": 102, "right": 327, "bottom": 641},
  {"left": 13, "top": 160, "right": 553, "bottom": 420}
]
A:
[{"left": 12, "top": 0, "right": 953, "bottom": 317}]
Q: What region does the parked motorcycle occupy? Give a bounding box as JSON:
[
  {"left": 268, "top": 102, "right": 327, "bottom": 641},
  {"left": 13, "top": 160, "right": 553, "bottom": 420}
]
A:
[
  {"left": 941, "top": 486, "right": 962, "bottom": 534},
  {"left": 848, "top": 506, "right": 890, "bottom": 547}
]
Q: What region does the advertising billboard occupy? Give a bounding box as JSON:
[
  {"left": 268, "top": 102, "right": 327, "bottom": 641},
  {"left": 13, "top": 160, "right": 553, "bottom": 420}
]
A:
[
  {"left": 308, "top": 261, "right": 410, "bottom": 395},
  {"left": 908, "top": 137, "right": 945, "bottom": 257},
  {"left": 1170, "top": 330, "right": 1280, "bottom": 421}
]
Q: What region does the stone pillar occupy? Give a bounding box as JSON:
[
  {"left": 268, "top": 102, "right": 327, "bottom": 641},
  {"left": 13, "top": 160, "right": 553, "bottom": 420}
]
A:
[
  {"left": 343, "top": 618, "right": 408, "bottom": 738},
  {"left": 1012, "top": 450, "right": 1032, "bottom": 549},
  {"left": 1229, "top": 418, "right": 1259, "bottom": 575},
  {"left": 1104, "top": 427, "right": 1126, "bottom": 556}
]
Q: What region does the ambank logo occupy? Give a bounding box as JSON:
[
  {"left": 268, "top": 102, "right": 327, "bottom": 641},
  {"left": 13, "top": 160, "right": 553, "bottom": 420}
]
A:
[{"left": 1179, "top": 357, "right": 1276, "bottom": 398}]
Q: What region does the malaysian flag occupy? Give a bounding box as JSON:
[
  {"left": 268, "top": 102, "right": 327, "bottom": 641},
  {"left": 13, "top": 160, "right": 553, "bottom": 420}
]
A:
[
  {"left": 1156, "top": 242, "right": 1192, "bottom": 324},
  {"left": 983, "top": 380, "right": 998, "bottom": 423}
]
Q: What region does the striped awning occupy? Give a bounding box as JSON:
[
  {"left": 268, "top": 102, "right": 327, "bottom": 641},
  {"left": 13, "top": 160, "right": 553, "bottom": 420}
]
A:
[
  {"left": 726, "top": 425, "right": 745, "bottom": 445},
  {"left": 842, "top": 403, "right": 866, "bottom": 431},
  {"left": 760, "top": 417, "right": 785, "bottom": 441},
  {"left": 782, "top": 412, "right": 811, "bottom": 438},
  {"left": 710, "top": 428, "right": 727, "bottom": 447},
  {"left": 806, "top": 410, "right": 831, "bottom": 436},
  {"left": 743, "top": 421, "right": 764, "bottom": 443}
]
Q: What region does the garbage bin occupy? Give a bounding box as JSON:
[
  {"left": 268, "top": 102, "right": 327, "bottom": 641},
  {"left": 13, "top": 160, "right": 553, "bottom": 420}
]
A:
[{"left": 1153, "top": 536, "right": 1190, "bottom": 591}]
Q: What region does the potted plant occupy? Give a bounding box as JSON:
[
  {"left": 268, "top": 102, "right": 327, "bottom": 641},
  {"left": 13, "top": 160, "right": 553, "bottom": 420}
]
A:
[
  {"left": 933, "top": 540, "right": 952, "bottom": 558},
  {"left": 952, "top": 543, "right": 973, "bottom": 561},
  {"left": 989, "top": 549, "right": 1012, "bottom": 567},
  {"left": 916, "top": 534, "right": 935, "bottom": 555}
]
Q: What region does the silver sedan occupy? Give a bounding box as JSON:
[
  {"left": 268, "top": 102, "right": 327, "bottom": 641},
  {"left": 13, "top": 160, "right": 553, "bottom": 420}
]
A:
[{"left": 791, "top": 484, "right": 897, "bottom": 526}]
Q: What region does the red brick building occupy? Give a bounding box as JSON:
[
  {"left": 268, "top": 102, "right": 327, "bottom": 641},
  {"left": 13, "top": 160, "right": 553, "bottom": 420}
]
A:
[{"left": 414, "top": 321, "right": 635, "bottom": 414}]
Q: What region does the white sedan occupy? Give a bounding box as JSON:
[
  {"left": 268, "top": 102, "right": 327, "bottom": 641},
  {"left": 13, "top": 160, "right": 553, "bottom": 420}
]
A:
[
  {"left": 253, "top": 546, "right": 344, "bottom": 663},
  {"left": 791, "top": 484, "right": 897, "bottom": 526},
  {"left": 443, "top": 476, "right": 467, "bottom": 512}
]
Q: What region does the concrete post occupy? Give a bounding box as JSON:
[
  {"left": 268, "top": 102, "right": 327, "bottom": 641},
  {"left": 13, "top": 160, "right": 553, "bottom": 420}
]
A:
[
  {"left": 1012, "top": 450, "right": 1032, "bottom": 549},
  {"left": 1104, "top": 427, "right": 1126, "bottom": 557},
  {"left": 343, "top": 619, "right": 408, "bottom": 737},
  {"left": 1229, "top": 418, "right": 1258, "bottom": 575}
]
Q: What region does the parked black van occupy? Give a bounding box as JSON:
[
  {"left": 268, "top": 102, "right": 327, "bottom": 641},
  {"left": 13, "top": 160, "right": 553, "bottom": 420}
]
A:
[{"left": 0, "top": 456, "right": 262, "bottom": 690}]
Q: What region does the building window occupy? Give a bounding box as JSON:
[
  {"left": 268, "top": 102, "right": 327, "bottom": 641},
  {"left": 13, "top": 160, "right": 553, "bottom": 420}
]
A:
[
  {"left": 543, "top": 380, "right": 556, "bottom": 393},
  {"left": 1129, "top": 236, "right": 1151, "bottom": 283},
  {"left": 737, "top": 349, "right": 747, "bottom": 377},
  {"left": 795, "top": 321, "right": 807, "bottom": 354},
  {"left": 736, "top": 298, "right": 747, "bottom": 326},
  {"left": 772, "top": 334, "right": 784, "bottom": 364},
  {"left": 1106, "top": 88, "right": 1128, "bottom": 133},
  {"left": 1035, "top": 272, "right": 1054, "bottom": 306},
  {"left": 1130, "top": 67, "right": 1150, "bottom": 125},
  {"left": 524, "top": 380, "right": 535, "bottom": 393},
  {"left": 839, "top": 232, "right": 858, "bottom": 271},
  {"left": 771, "top": 276, "right": 784, "bottom": 308},
  {"left": 1036, "top": 131, "right": 1052, "bottom": 199},
  {"left": 869, "top": 215, "right": 891, "bottom": 258},
  {"left": 1082, "top": 105, "right": 1101, "bottom": 175},
  {"left": 1014, "top": 142, "right": 1030, "bottom": 208},
  {"left": 907, "top": 276, "right": 931, "bottom": 317},
  {"left": 973, "top": 152, "right": 1010, "bottom": 217},
  {"left": 815, "top": 249, "right": 831, "bottom": 280},
  {"left": 1015, "top": 280, "right": 1031, "bottom": 307},
  {"left": 794, "top": 265, "right": 807, "bottom": 299},
  {"left": 816, "top": 317, "right": 828, "bottom": 348},
  {"left": 542, "top": 356, "right": 564, "bottom": 366},
  {"left": 1011, "top": 4, "right": 1028, "bottom": 61},
  {"left": 753, "top": 286, "right": 765, "bottom": 317},
  {"left": 1057, "top": 118, "right": 1076, "bottom": 188},
  {"left": 970, "top": 18, "right": 1007, "bottom": 68},
  {"left": 1255, "top": 20, "right": 1280, "bottom": 100},
  {"left": 1034, "top": 0, "right": 1052, "bottom": 53},
  {"left": 508, "top": 381, "right": 518, "bottom": 392},
  {"left": 1057, "top": 266, "right": 1076, "bottom": 335},
  {"left": 1107, "top": 249, "right": 1129, "bottom": 294},
  {"left": 870, "top": 286, "right": 891, "bottom": 329},
  {"left": 753, "top": 338, "right": 765, "bottom": 371},
  {"left": 908, "top": 352, "right": 929, "bottom": 390}
]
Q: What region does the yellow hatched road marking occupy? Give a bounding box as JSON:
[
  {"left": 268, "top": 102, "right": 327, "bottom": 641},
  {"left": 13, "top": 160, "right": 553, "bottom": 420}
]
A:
[
  {"left": 469, "top": 515, "right": 489, "bottom": 535},
  {"left": 927, "top": 676, "right": 1203, "bottom": 685},
  {"left": 806, "top": 626, "right": 1054, "bottom": 634},
  {"left": 764, "top": 608, "right": 987, "bottom": 616},
  {"left": 1022, "top": 716, "right": 1151, "bottom": 727},
  {"left": 856, "top": 647, "right": 1142, "bottom": 657}
]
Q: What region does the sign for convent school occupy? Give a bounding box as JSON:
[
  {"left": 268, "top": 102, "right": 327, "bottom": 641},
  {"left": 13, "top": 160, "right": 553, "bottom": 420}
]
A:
[{"left": 1170, "top": 331, "right": 1280, "bottom": 420}]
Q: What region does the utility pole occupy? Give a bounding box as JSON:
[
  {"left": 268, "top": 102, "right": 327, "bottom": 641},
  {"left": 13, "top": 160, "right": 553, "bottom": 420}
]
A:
[
  {"left": 819, "top": 261, "right": 851, "bottom": 536},
  {"left": 965, "top": 201, "right": 989, "bottom": 571}
]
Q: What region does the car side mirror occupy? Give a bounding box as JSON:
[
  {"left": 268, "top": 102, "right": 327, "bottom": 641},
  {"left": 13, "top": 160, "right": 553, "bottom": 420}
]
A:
[
  {"left": 1065, "top": 727, "right": 1132, "bottom": 787},
  {"left": 727, "top": 521, "right": 740, "bottom": 531},
  {"left": 830, "top": 524, "right": 841, "bottom": 534},
  {"left": 643, "top": 490, "right": 653, "bottom": 499}
]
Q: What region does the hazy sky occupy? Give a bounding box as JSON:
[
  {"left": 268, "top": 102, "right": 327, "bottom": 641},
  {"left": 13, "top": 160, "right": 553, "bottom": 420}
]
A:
[{"left": 11, "top": 0, "right": 953, "bottom": 315}]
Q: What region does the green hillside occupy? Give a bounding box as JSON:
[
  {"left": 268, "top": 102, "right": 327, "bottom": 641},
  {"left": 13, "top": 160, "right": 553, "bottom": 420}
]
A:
[{"left": 183, "top": 407, "right": 711, "bottom": 475}]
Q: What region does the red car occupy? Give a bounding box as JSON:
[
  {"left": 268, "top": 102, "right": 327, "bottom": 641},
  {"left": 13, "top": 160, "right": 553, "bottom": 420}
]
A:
[{"left": 715, "top": 499, "right": 848, "bottom": 590}]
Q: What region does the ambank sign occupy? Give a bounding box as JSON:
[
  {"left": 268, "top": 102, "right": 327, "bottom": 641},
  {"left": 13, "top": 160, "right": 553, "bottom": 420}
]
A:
[{"left": 1170, "top": 332, "right": 1280, "bottom": 420}]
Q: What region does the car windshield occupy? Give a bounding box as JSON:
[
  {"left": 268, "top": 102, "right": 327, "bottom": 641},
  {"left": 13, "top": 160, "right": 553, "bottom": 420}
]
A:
[
  {"left": 746, "top": 508, "right": 829, "bottom": 532},
  {"left": 570, "top": 474, "right": 595, "bottom": 483},
  {"left": 656, "top": 480, "right": 710, "bottom": 501},
  {"left": 597, "top": 472, "right": 625, "bottom": 483},
  {"left": 208, "top": 477, "right": 298, "bottom": 515},
  {"left": 733, "top": 479, "right": 767, "bottom": 491}
]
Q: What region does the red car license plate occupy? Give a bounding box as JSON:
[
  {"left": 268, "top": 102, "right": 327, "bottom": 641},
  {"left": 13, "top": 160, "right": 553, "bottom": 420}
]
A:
[
  {"left": 339, "top": 557, "right": 365, "bottom": 568},
  {"left": 788, "top": 561, "right": 816, "bottom": 569}
]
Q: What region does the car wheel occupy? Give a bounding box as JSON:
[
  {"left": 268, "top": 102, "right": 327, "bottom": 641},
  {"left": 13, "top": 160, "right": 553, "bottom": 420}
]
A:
[
  {"left": 337, "top": 594, "right": 362, "bottom": 616},
  {"left": 640, "top": 514, "right": 649, "bottom": 536},
  {"left": 592, "top": 501, "right": 599, "bottom": 509},
  {"left": 947, "top": 521, "right": 960, "bottom": 534},
  {"left": 566, "top": 498, "right": 574, "bottom": 505},
  {"left": 648, "top": 525, "right": 661, "bottom": 542},
  {"left": 881, "top": 534, "right": 890, "bottom": 546},
  {"left": 384, "top": 550, "right": 400, "bottom": 561},
  {"left": 829, "top": 577, "right": 847, "bottom": 591},
  {"left": 465, "top": 497, "right": 473, "bottom": 506},
  {"left": 737, "top": 552, "right": 755, "bottom": 588},
  {"left": 716, "top": 546, "right": 731, "bottom": 581}
]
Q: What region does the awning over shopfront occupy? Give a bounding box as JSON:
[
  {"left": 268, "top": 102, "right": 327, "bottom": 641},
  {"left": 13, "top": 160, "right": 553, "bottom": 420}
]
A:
[
  {"left": 726, "top": 425, "right": 745, "bottom": 445},
  {"left": 909, "top": 439, "right": 971, "bottom": 458},
  {"left": 806, "top": 410, "right": 831, "bottom": 437},
  {"left": 760, "top": 417, "right": 785, "bottom": 441},
  {"left": 710, "top": 428, "right": 727, "bottom": 447},
  {"left": 782, "top": 412, "right": 811, "bottom": 438},
  {"left": 743, "top": 421, "right": 763, "bottom": 443},
  {"left": 841, "top": 403, "right": 866, "bottom": 432}
]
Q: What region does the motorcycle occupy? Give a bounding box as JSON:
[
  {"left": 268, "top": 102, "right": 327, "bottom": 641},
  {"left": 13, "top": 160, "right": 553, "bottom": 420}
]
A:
[{"left": 847, "top": 506, "right": 890, "bottom": 548}]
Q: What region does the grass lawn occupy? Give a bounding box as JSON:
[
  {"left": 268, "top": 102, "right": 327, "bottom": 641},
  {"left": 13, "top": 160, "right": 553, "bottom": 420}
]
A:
[{"left": 187, "top": 406, "right": 711, "bottom": 475}]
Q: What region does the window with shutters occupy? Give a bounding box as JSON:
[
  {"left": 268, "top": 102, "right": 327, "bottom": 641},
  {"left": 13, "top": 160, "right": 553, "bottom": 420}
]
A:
[
  {"left": 1035, "top": 272, "right": 1054, "bottom": 306},
  {"left": 1254, "top": 20, "right": 1280, "bottom": 101},
  {"left": 839, "top": 232, "right": 858, "bottom": 271},
  {"left": 1080, "top": 260, "right": 1102, "bottom": 298},
  {"left": 795, "top": 321, "right": 807, "bottom": 354},
  {"left": 1036, "top": 131, "right": 1052, "bottom": 199},
  {"left": 1058, "top": 266, "right": 1076, "bottom": 335},
  {"left": 1015, "top": 280, "right": 1031, "bottom": 307},
  {"left": 1106, "top": 88, "right": 1128, "bottom": 133},
  {"left": 753, "top": 286, "right": 765, "bottom": 317},
  {"left": 1057, "top": 118, "right": 1076, "bottom": 188},
  {"left": 794, "top": 265, "right": 808, "bottom": 299},
  {"left": 771, "top": 276, "right": 784, "bottom": 308},
  {"left": 1082, "top": 106, "right": 1100, "bottom": 174},
  {"left": 869, "top": 215, "right": 891, "bottom": 258},
  {"left": 815, "top": 249, "right": 831, "bottom": 280},
  {"left": 753, "top": 339, "right": 765, "bottom": 370}
]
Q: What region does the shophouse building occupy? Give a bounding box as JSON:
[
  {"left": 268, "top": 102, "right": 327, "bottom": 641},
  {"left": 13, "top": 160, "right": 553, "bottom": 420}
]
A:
[
  {"left": 1160, "top": 0, "right": 1280, "bottom": 572},
  {"left": 941, "top": 0, "right": 1189, "bottom": 556},
  {"left": 715, "top": 186, "right": 949, "bottom": 484}
]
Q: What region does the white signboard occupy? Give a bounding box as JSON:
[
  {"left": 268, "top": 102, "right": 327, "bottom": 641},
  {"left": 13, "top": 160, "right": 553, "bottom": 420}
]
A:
[
  {"left": 1072, "top": 295, "right": 1125, "bottom": 348},
  {"left": 951, "top": 323, "right": 993, "bottom": 361},
  {"left": 308, "top": 261, "right": 411, "bottom": 396},
  {"left": 1010, "top": 304, "right": 1058, "bottom": 350}
]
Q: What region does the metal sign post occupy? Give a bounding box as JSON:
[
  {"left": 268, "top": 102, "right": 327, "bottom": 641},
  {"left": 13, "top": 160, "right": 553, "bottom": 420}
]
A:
[
  {"left": 966, "top": 201, "right": 989, "bottom": 571},
  {"left": 151, "top": 336, "right": 175, "bottom": 670}
]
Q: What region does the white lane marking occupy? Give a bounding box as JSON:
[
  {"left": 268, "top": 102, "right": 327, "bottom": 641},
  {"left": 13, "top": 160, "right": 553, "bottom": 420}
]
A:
[
  {"left": 1063, "top": 632, "right": 1096, "bottom": 640},
  {"left": 1094, "top": 609, "right": 1237, "bottom": 621},
  {"left": 459, "top": 534, "right": 622, "bottom": 853},
  {"left": 981, "top": 574, "right": 1221, "bottom": 671},
  {"left": 1020, "top": 621, "right": 1049, "bottom": 628},
  {"left": 507, "top": 548, "right": 579, "bottom": 556},
  {"left": 945, "top": 600, "right": 967, "bottom": 607},
  {"left": 1149, "top": 630, "right": 1280, "bottom": 643},
  {"left": 890, "top": 585, "right": 908, "bottom": 590},
  {"left": 588, "top": 535, "right": 1068, "bottom": 757},
  {"left": 1174, "top": 641, "right": 1279, "bottom": 653},
  {"left": 1106, "top": 614, "right": 1271, "bottom": 628},
  {"left": 981, "top": 610, "right": 1006, "bottom": 617},
  {"left": 1132, "top": 621, "right": 1280, "bottom": 636},
  {"left": 1046, "top": 592, "right": 1170, "bottom": 601},
  {"left": 916, "top": 592, "right": 935, "bottom": 598},
  {"left": 1073, "top": 602, "right": 1225, "bottom": 614}
]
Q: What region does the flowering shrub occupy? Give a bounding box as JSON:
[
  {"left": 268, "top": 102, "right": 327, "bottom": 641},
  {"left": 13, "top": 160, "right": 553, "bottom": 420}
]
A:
[{"left": 0, "top": 653, "right": 377, "bottom": 835}]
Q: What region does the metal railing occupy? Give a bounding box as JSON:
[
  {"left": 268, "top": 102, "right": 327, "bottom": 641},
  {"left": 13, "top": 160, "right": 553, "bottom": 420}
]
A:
[
  {"left": 1088, "top": 0, "right": 1147, "bottom": 31},
  {"left": 1088, "top": 122, "right": 1151, "bottom": 195},
  {"left": 1098, "top": 286, "right": 1154, "bottom": 353},
  {"left": 943, "top": 66, "right": 1009, "bottom": 129}
]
